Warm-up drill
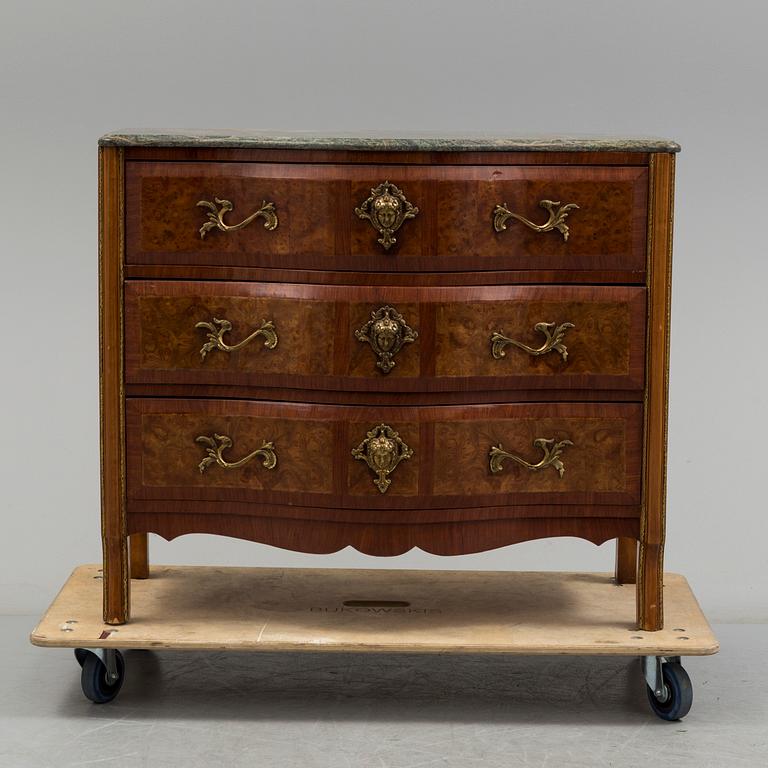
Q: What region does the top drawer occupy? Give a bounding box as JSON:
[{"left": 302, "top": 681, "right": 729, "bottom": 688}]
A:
[{"left": 126, "top": 162, "right": 647, "bottom": 274}]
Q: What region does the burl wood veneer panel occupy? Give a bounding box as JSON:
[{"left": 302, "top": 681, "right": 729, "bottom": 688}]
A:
[
  {"left": 130, "top": 293, "right": 334, "bottom": 378},
  {"left": 437, "top": 166, "right": 647, "bottom": 270},
  {"left": 126, "top": 399, "right": 642, "bottom": 512},
  {"left": 138, "top": 412, "right": 334, "bottom": 496},
  {"left": 433, "top": 417, "right": 632, "bottom": 496},
  {"left": 434, "top": 292, "right": 643, "bottom": 384},
  {"left": 126, "top": 163, "right": 646, "bottom": 273},
  {"left": 125, "top": 282, "right": 645, "bottom": 393}
]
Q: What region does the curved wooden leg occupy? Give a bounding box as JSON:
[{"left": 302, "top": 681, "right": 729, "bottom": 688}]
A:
[
  {"left": 130, "top": 533, "right": 149, "bottom": 579},
  {"left": 615, "top": 537, "right": 637, "bottom": 584}
]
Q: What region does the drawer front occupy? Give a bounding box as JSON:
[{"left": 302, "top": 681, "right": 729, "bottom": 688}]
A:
[
  {"left": 125, "top": 282, "right": 646, "bottom": 392},
  {"left": 126, "top": 399, "right": 642, "bottom": 511},
  {"left": 126, "top": 162, "right": 647, "bottom": 273}
]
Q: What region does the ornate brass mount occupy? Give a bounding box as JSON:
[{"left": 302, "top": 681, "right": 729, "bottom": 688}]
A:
[
  {"left": 196, "top": 433, "right": 277, "bottom": 474},
  {"left": 195, "top": 317, "right": 278, "bottom": 360},
  {"left": 492, "top": 200, "right": 579, "bottom": 241},
  {"left": 352, "top": 424, "right": 413, "bottom": 493},
  {"left": 355, "top": 181, "right": 419, "bottom": 251},
  {"left": 355, "top": 306, "right": 418, "bottom": 374},
  {"left": 491, "top": 322, "right": 574, "bottom": 362},
  {"left": 489, "top": 438, "right": 573, "bottom": 478},
  {"left": 197, "top": 197, "right": 278, "bottom": 239}
]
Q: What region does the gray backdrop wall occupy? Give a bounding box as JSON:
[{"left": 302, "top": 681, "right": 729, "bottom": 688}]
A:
[{"left": 1, "top": 0, "right": 766, "bottom": 621}]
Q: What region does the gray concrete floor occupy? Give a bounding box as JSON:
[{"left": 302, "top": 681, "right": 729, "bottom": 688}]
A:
[{"left": 1, "top": 617, "right": 765, "bottom": 767}]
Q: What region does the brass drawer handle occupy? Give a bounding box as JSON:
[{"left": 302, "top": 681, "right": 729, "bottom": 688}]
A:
[
  {"left": 197, "top": 197, "right": 278, "bottom": 239},
  {"left": 491, "top": 321, "right": 574, "bottom": 362},
  {"left": 355, "top": 305, "right": 418, "bottom": 374},
  {"left": 355, "top": 181, "right": 419, "bottom": 251},
  {"left": 493, "top": 199, "right": 578, "bottom": 241},
  {"left": 489, "top": 437, "right": 573, "bottom": 478},
  {"left": 196, "top": 433, "right": 277, "bottom": 474},
  {"left": 352, "top": 424, "right": 413, "bottom": 493},
  {"left": 195, "top": 317, "right": 278, "bottom": 360}
]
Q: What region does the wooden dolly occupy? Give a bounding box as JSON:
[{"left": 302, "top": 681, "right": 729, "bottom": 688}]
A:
[{"left": 30, "top": 565, "right": 718, "bottom": 720}]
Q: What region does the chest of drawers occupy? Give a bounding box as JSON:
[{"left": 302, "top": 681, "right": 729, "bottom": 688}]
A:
[{"left": 98, "top": 132, "right": 677, "bottom": 631}]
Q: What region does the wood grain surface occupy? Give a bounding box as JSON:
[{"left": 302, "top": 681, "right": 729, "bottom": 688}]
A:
[
  {"left": 129, "top": 533, "right": 149, "bottom": 579},
  {"left": 124, "top": 264, "right": 646, "bottom": 286},
  {"left": 125, "top": 281, "right": 646, "bottom": 393},
  {"left": 99, "top": 146, "right": 129, "bottom": 624},
  {"left": 98, "top": 142, "right": 678, "bottom": 631},
  {"left": 31, "top": 565, "right": 719, "bottom": 656},
  {"left": 638, "top": 153, "right": 676, "bottom": 630},
  {"left": 126, "top": 162, "right": 647, "bottom": 273},
  {"left": 125, "top": 399, "right": 642, "bottom": 516},
  {"left": 123, "top": 146, "right": 650, "bottom": 165},
  {"left": 615, "top": 536, "right": 638, "bottom": 584},
  {"left": 127, "top": 514, "right": 639, "bottom": 555}
]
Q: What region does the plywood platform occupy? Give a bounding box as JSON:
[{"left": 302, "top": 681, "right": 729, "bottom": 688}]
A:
[{"left": 30, "top": 565, "right": 718, "bottom": 656}]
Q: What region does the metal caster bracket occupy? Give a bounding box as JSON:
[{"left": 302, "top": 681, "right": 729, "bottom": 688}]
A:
[
  {"left": 76, "top": 647, "right": 121, "bottom": 684},
  {"left": 642, "top": 655, "right": 681, "bottom": 703}
]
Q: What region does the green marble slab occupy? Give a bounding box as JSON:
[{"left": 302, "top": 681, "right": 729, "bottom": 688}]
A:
[{"left": 98, "top": 130, "right": 679, "bottom": 153}]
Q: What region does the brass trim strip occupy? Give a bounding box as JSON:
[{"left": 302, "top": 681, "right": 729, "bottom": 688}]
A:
[
  {"left": 98, "top": 146, "right": 105, "bottom": 621},
  {"left": 118, "top": 147, "right": 128, "bottom": 619},
  {"left": 638, "top": 156, "right": 655, "bottom": 629}
]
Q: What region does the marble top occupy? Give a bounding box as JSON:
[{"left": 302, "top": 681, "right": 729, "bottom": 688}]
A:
[{"left": 98, "top": 130, "right": 680, "bottom": 153}]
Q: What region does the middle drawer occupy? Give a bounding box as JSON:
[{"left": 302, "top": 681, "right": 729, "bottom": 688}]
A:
[{"left": 125, "top": 281, "right": 646, "bottom": 393}]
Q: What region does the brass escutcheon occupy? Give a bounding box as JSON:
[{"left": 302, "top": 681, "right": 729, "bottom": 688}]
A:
[
  {"left": 196, "top": 433, "right": 277, "bottom": 474},
  {"left": 352, "top": 424, "right": 413, "bottom": 493},
  {"left": 493, "top": 200, "right": 578, "bottom": 241},
  {"left": 491, "top": 322, "right": 574, "bottom": 362},
  {"left": 489, "top": 438, "right": 573, "bottom": 478},
  {"left": 355, "top": 181, "right": 418, "bottom": 251},
  {"left": 355, "top": 306, "right": 418, "bottom": 374},
  {"left": 197, "top": 197, "right": 278, "bottom": 239}
]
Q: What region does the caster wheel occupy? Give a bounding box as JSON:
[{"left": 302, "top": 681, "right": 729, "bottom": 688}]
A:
[
  {"left": 646, "top": 661, "right": 693, "bottom": 720},
  {"left": 79, "top": 650, "right": 125, "bottom": 704}
]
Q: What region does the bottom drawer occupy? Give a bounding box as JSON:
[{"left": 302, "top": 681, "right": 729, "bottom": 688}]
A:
[{"left": 126, "top": 399, "right": 642, "bottom": 554}]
